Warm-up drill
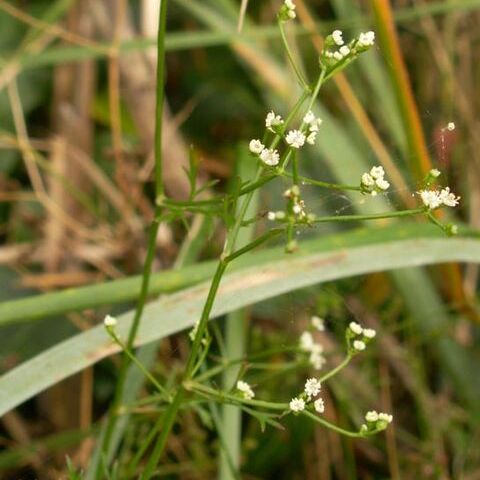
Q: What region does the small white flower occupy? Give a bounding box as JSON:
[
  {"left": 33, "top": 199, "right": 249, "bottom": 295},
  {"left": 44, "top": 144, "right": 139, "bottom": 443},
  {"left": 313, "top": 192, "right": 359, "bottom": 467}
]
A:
[
  {"left": 236, "top": 380, "right": 255, "bottom": 400},
  {"left": 430, "top": 168, "right": 441, "bottom": 178},
  {"left": 287, "top": 9, "right": 296, "bottom": 19},
  {"left": 285, "top": 0, "right": 296, "bottom": 9},
  {"left": 292, "top": 203, "right": 302, "bottom": 215},
  {"left": 314, "top": 398, "right": 325, "bottom": 413},
  {"left": 371, "top": 190, "right": 378, "bottom": 196},
  {"left": 363, "top": 328, "right": 376, "bottom": 339},
  {"left": 303, "top": 110, "right": 316, "bottom": 124},
  {"left": 289, "top": 397, "right": 305, "bottom": 412},
  {"left": 104, "top": 315, "right": 117, "bottom": 327},
  {"left": 306, "top": 131, "right": 317, "bottom": 145},
  {"left": 370, "top": 166, "right": 385, "bottom": 179},
  {"left": 447, "top": 122, "right": 455, "bottom": 131},
  {"left": 310, "top": 351, "right": 326, "bottom": 370},
  {"left": 349, "top": 321, "right": 363, "bottom": 335},
  {"left": 361, "top": 173, "right": 375, "bottom": 187},
  {"left": 325, "top": 51, "right": 334, "bottom": 58},
  {"left": 267, "top": 211, "right": 276, "bottom": 221},
  {"left": 304, "top": 378, "right": 321, "bottom": 398},
  {"left": 375, "top": 178, "right": 390, "bottom": 191},
  {"left": 309, "top": 118, "right": 323, "bottom": 132},
  {"left": 333, "top": 51, "right": 344, "bottom": 61},
  {"left": 365, "top": 410, "right": 379, "bottom": 422},
  {"left": 439, "top": 187, "right": 460, "bottom": 207},
  {"left": 259, "top": 148, "right": 280, "bottom": 166},
  {"left": 285, "top": 129, "right": 306, "bottom": 149},
  {"left": 311, "top": 316, "right": 325, "bottom": 331},
  {"left": 358, "top": 31, "right": 375, "bottom": 47},
  {"left": 353, "top": 340, "right": 366, "bottom": 351},
  {"left": 378, "top": 412, "right": 393, "bottom": 423},
  {"left": 275, "top": 211, "right": 286, "bottom": 220},
  {"left": 300, "top": 331, "right": 315, "bottom": 351},
  {"left": 419, "top": 190, "right": 442, "bottom": 209},
  {"left": 310, "top": 342, "right": 324, "bottom": 355},
  {"left": 331, "top": 29, "right": 344, "bottom": 46},
  {"left": 249, "top": 139, "right": 264, "bottom": 154},
  {"left": 265, "top": 111, "right": 284, "bottom": 131},
  {"left": 339, "top": 45, "right": 350, "bottom": 56}
]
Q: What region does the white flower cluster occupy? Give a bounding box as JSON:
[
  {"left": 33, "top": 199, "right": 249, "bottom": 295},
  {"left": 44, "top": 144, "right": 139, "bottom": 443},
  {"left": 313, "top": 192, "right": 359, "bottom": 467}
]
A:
[
  {"left": 358, "top": 31, "right": 375, "bottom": 47},
  {"left": 285, "top": 129, "right": 305, "bottom": 149},
  {"left": 289, "top": 377, "right": 325, "bottom": 413},
  {"left": 265, "top": 110, "right": 284, "bottom": 132},
  {"left": 236, "top": 380, "right": 255, "bottom": 400},
  {"left": 299, "top": 329, "right": 326, "bottom": 370},
  {"left": 267, "top": 210, "right": 286, "bottom": 221},
  {"left": 348, "top": 321, "right": 376, "bottom": 353},
  {"left": 249, "top": 138, "right": 280, "bottom": 167},
  {"left": 289, "top": 397, "right": 305, "bottom": 412},
  {"left": 360, "top": 410, "right": 393, "bottom": 433},
  {"left": 104, "top": 315, "right": 117, "bottom": 328},
  {"left": 302, "top": 110, "right": 323, "bottom": 145},
  {"left": 280, "top": 0, "right": 296, "bottom": 20},
  {"left": 361, "top": 166, "right": 390, "bottom": 196},
  {"left": 283, "top": 186, "right": 306, "bottom": 220},
  {"left": 324, "top": 30, "right": 375, "bottom": 63},
  {"left": 418, "top": 187, "right": 460, "bottom": 209},
  {"left": 311, "top": 315, "right": 325, "bottom": 332}
]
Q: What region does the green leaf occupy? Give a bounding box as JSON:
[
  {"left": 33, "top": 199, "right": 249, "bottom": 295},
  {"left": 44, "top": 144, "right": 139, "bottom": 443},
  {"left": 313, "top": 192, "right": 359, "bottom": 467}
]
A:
[{"left": 1, "top": 223, "right": 480, "bottom": 417}]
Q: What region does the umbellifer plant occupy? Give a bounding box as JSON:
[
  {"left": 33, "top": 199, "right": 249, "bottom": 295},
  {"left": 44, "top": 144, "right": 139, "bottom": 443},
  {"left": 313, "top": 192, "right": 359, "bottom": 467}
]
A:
[{"left": 98, "top": 1, "right": 460, "bottom": 478}]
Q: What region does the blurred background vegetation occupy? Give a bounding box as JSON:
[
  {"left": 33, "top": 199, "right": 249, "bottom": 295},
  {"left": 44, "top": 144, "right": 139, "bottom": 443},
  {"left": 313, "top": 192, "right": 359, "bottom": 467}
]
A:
[{"left": 0, "top": 0, "right": 480, "bottom": 478}]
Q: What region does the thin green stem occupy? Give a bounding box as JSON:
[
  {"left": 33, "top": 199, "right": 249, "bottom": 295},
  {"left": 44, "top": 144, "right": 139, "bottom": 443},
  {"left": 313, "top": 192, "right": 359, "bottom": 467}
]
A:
[
  {"left": 154, "top": 0, "right": 168, "bottom": 198},
  {"left": 291, "top": 152, "right": 299, "bottom": 185},
  {"left": 278, "top": 19, "right": 309, "bottom": 90},
  {"left": 319, "top": 354, "right": 352, "bottom": 383},
  {"left": 161, "top": 173, "right": 276, "bottom": 209},
  {"left": 97, "top": 211, "right": 163, "bottom": 475},
  {"left": 301, "top": 410, "right": 366, "bottom": 438},
  {"left": 195, "top": 346, "right": 301, "bottom": 382},
  {"left": 186, "top": 381, "right": 288, "bottom": 411},
  {"left": 311, "top": 207, "right": 425, "bottom": 224},
  {"left": 282, "top": 172, "right": 362, "bottom": 191},
  {"left": 225, "top": 228, "right": 283, "bottom": 263},
  {"left": 224, "top": 167, "right": 263, "bottom": 256},
  {"left": 271, "top": 88, "right": 310, "bottom": 150},
  {"left": 107, "top": 331, "right": 169, "bottom": 398},
  {"left": 139, "top": 390, "right": 184, "bottom": 479},
  {"left": 139, "top": 164, "right": 273, "bottom": 475},
  {"left": 98, "top": 2, "right": 168, "bottom": 475},
  {"left": 305, "top": 67, "right": 326, "bottom": 113}
]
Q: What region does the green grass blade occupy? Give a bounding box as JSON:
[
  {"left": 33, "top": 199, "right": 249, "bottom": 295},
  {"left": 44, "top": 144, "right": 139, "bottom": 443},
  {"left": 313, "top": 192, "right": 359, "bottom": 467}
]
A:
[{"left": 1, "top": 223, "right": 480, "bottom": 417}]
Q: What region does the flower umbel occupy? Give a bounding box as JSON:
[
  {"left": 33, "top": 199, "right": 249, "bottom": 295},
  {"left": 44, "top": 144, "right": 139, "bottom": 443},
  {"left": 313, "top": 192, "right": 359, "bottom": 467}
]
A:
[
  {"left": 285, "top": 129, "right": 306, "bottom": 149},
  {"left": 289, "top": 397, "right": 305, "bottom": 413},
  {"left": 361, "top": 166, "right": 390, "bottom": 195},
  {"left": 304, "top": 378, "right": 321, "bottom": 399},
  {"left": 259, "top": 148, "right": 280, "bottom": 166},
  {"left": 236, "top": 380, "right": 255, "bottom": 400},
  {"left": 249, "top": 139, "right": 265, "bottom": 154},
  {"left": 104, "top": 315, "right": 117, "bottom": 328},
  {"left": 265, "top": 111, "right": 284, "bottom": 132},
  {"left": 279, "top": 0, "right": 296, "bottom": 21}
]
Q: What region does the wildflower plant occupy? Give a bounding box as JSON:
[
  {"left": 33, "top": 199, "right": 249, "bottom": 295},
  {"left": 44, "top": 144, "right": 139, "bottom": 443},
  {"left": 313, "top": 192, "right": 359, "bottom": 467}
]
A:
[{"left": 99, "top": 1, "right": 461, "bottom": 477}]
